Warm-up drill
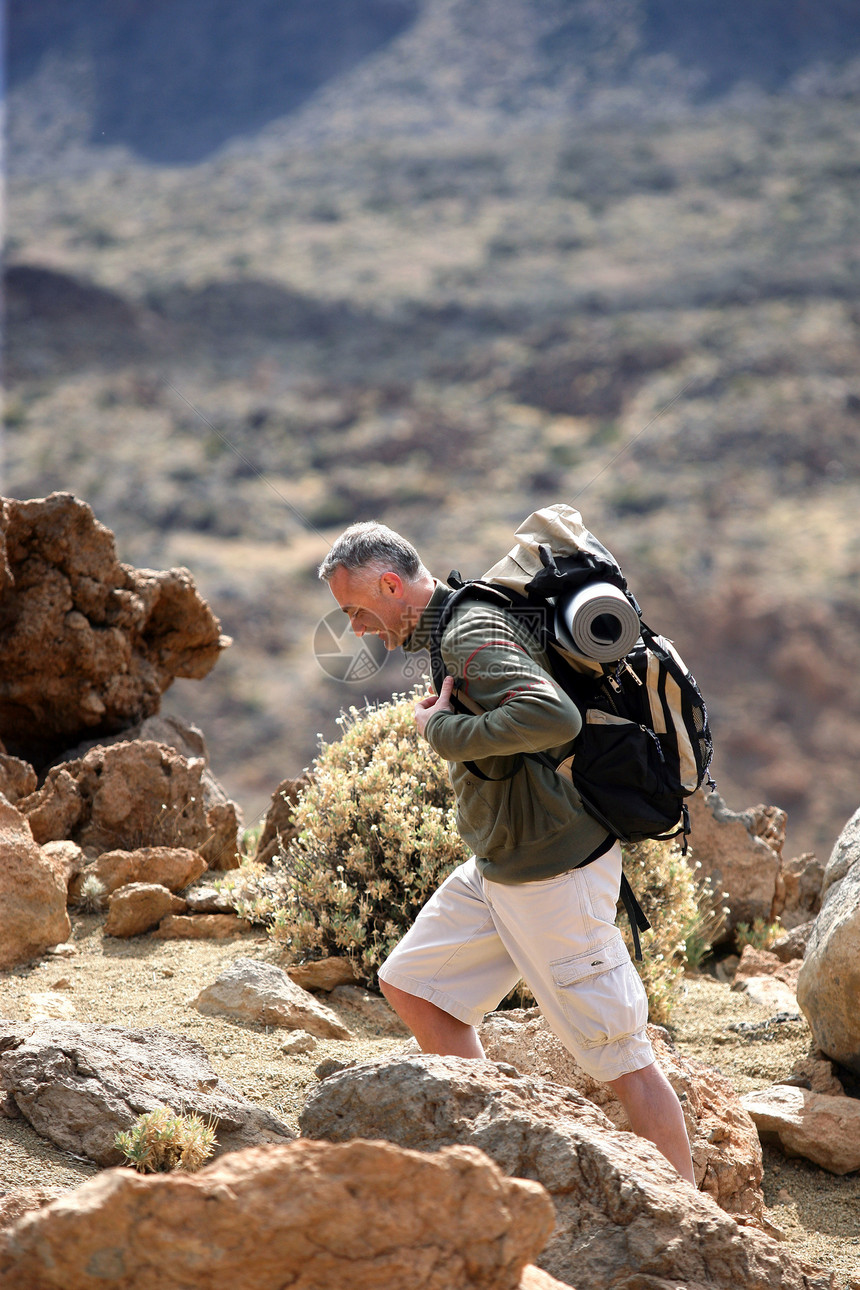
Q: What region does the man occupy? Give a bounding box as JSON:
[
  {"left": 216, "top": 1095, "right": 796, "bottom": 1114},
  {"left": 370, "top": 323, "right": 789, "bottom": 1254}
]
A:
[{"left": 320, "top": 519, "right": 695, "bottom": 1185}]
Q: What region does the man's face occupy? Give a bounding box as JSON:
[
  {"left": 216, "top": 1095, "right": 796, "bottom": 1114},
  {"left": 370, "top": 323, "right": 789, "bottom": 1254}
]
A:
[{"left": 328, "top": 566, "right": 413, "bottom": 651}]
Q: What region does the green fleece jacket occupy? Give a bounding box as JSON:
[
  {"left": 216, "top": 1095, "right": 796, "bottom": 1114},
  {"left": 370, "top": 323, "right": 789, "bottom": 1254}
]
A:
[{"left": 405, "top": 582, "right": 611, "bottom": 883}]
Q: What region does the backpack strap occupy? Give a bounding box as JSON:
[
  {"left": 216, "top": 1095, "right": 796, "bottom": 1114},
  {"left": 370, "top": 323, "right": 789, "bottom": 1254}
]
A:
[
  {"left": 429, "top": 579, "right": 530, "bottom": 783},
  {"left": 618, "top": 872, "right": 651, "bottom": 962}
]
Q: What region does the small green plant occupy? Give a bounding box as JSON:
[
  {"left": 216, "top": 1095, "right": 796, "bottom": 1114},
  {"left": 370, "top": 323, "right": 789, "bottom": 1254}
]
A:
[
  {"left": 114, "top": 1107, "right": 217, "bottom": 1174},
  {"left": 735, "top": 917, "right": 783, "bottom": 952},
  {"left": 77, "top": 874, "right": 107, "bottom": 913},
  {"left": 241, "top": 822, "right": 263, "bottom": 857}
]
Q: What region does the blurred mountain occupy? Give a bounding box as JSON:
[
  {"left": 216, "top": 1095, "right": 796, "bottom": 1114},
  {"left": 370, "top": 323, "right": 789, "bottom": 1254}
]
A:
[
  {"left": 5, "top": 0, "right": 860, "bottom": 863},
  {"left": 8, "top": 0, "right": 860, "bottom": 169}
]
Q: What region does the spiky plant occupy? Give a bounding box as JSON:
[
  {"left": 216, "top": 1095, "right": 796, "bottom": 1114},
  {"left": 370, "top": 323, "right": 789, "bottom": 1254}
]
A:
[
  {"left": 77, "top": 874, "right": 107, "bottom": 913},
  {"left": 114, "top": 1106, "right": 217, "bottom": 1174}
]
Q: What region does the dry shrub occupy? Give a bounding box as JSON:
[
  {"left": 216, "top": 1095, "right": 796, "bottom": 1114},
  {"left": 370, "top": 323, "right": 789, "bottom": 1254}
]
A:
[
  {"left": 259, "top": 692, "right": 469, "bottom": 985},
  {"left": 620, "top": 838, "right": 724, "bottom": 1024}
]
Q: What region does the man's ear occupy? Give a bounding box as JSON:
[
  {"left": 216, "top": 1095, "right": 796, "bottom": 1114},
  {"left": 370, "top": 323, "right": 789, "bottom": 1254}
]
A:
[{"left": 379, "top": 571, "right": 404, "bottom": 597}]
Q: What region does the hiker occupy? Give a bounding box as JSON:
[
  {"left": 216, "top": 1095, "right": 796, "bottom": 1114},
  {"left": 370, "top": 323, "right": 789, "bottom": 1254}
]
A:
[{"left": 319, "top": 519, "right": 695, "bottom": 1186}]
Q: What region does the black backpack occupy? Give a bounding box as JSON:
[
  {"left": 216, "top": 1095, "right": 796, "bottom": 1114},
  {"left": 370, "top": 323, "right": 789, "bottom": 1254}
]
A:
[{"left": 427, "top": 508, "right": 716, "bottom": 957}]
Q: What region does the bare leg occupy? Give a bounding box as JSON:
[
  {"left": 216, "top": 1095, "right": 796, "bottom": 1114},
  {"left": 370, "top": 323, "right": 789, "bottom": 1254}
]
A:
[
  {"left": 606, "top": 1061, "right": 695, "bottom": 1186},
  {"left": 380, "top": 980, "right": 485, "bottom": 1058}
]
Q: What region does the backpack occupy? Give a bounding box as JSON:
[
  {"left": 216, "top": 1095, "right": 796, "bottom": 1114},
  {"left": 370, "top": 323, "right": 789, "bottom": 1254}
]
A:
[{"left": 427, "top": 504, "right": 716, "bottom": 957}]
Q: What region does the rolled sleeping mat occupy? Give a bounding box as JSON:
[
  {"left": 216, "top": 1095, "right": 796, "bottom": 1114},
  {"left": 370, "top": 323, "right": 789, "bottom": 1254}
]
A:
[{"left": 553, "top": 581, "right": 641, "bottom": 663}]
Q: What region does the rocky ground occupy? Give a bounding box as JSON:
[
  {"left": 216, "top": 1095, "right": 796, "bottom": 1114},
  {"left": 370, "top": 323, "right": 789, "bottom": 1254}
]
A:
[{"left": 1, "top": 916, "right": 858, "bottom": 1288}]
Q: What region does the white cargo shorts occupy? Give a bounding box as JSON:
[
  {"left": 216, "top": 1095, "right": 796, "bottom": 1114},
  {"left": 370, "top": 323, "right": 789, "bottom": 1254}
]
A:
[{"left": 378, "top": 842, "right": 654, "bottom": 1083}]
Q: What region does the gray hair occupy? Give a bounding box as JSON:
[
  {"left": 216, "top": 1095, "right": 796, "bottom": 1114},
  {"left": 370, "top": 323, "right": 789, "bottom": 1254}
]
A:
[{"left": 318, "top": 521, "right": 426, "bottom": 583}]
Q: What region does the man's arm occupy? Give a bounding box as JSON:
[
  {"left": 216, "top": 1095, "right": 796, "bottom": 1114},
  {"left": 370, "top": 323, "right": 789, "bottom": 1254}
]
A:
[{"left": 418, "top": 608, "right": 581, "bottom": 762}]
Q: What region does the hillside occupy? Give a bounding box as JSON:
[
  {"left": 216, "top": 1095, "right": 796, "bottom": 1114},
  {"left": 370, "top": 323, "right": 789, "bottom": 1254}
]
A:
[{"left": 4, "top": 0, "right": 860, "bottom": 860}]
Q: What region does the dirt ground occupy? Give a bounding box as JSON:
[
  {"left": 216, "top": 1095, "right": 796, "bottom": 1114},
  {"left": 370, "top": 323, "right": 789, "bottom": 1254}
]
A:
[{"left": 1, "top": 915, "right": 859, "bottom": 1288}]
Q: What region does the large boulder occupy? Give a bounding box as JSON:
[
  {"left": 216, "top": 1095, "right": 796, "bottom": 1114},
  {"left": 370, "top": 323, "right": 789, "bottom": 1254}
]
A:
[
  {"left": 0, "top": 800, "right": 70, "bottom": 970},
  {"left": 0, "top": 1021, "right": 293, "bottom": 1166},
  {"left": 300, "top": 1054, "right": 833, "bottom": 1290},
  {"left": 796, "top": 807, "right": 860, "bottom": 1073},
  {"left": 686, "top": 791, "right": 784, "bottom": 939},
  {"left": 193, "top": 958, "right": 352, "bottom": 1039},
  {"left": 479, "top": 1011, "right": 764, "bottom": 1225},
  {"left": 0, "top": 493, "right": 229, "bottom": 767},
  {"left": 0, "top": 1140, "right": 554, "bottom": 1290},
  {"left": 18, "top": 739, "right": 240, "bottom": 862}
]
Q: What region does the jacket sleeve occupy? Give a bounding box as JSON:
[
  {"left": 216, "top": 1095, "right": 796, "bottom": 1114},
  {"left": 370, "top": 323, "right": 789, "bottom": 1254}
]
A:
[{"left": 423, "top": 605, "right": 581, "bottom": 763}]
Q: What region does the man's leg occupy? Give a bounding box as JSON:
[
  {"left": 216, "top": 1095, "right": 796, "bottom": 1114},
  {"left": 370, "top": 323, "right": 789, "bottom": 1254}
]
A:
[
  {"left": 380, "top": 980, "right": 485, "bottom": 1058},
  {"left": 472, "top": 849, "right": 695, "bottom": 1186},
  {"left": 377, "top": 857, "right": 520, "bottom": 1057},
  {"left": 607, "top": 1061, "right": 695, "bottom": 1186}
]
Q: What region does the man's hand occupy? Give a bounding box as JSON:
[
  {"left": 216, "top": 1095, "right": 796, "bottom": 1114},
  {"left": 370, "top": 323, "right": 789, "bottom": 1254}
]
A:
[{"left": 414, "top": 674, "right": 455, "bottom": 739}]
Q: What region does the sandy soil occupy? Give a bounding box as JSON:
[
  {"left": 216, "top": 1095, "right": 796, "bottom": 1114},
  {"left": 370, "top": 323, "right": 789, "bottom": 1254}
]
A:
[{"left": 1, "top": 914, "right": 859, "bottom": 1288}]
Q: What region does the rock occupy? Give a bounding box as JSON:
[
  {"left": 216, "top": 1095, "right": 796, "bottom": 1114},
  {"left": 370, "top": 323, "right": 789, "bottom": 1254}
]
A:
[
  {"left": 19, "top": 740, "right": 217, "bottom": 854},
  {"left": 732, "top": 945, "right": 800, "bottom": 991},
  {"left": 686, "top": 791, "right": 783, "bottom": 939},
  {"left": 0, "top": 1139, "right": 553, "bottom": 1290},
  {"left": 519, "top": 1270, "right": 572, "bottom": 1290},
  {"left": 199, "top": 798, "right": 242, "bottom": 870},
  {"left": 43, "top": 942, "right": 77, "bottom": 959},
  {"left": 287, "top": 956, "right": 359, "bottom": 992},
  {"left": 300, "top": 1054, "right": 833, "bottom": 1290},
  {"left": 153, "top": 914, "right": 254, "bottom": 939},
  {"left": 796, "top": 809, "right": 860, "bottom": 1073},
  {"left": 0, "top": 754, "right": 36, "bottom": 804},
  {"left": 254, "top": 775, "right": 309, "bottom": 864},
  {"left": 733, "top": 976, "right": 801, "bottom": 1015},
  {"left": 819, "top": 805, "right": 860, "bottom": 897},
  {"left": 183, "top": 884, "right": 237, "bottom": 914},
  {"left": 280, "top": 1031, "right": 318, "bottom": 1055},
  {"left": 193, "top": 958, "right": 351, "bottom": 1038},
  {"left": 0, "top": 1188, "right": 66, "bottom": 1231},
  {"left": 770, "top": 920, "right": 815, "bottom": 963},
  {"left": 25, "top": 990, "right": 77, "bottom": 1021},
  {"left": 784, "top": 1052, "right": 845, "bottom": 1097},
  {"left": 479, "top": 1010, "right": 765, "bottom": 1225},
  {"left": 39, "top": 840, "right": 85, "bottom": 894},
  {"left": 328, "top": 985, "right": 410, "bottom": 1035},
  {"left": 104, "top": 883, "right": 187, "bottom": 937},
  {"left": 742, "top": 1084, "right": 860, "bottom": 1174},
  {"left": 0, "top": 800, "right": 71, "bottom": 970},
  {"left": 771, "top": 852, "right": 824, "bottom": 931},
  {"left": 46, "top": 717, "right": 242, "bottom": 869},
  {"left": 70, "top": 845, "right": 207, "bottom": 899},
  {"left": 55, "top": 713, "right": 210, "bottom": 769},
  {"left": 25, "top": 992, "right": 77, "bottom": 1021},
  {"left": 0, "top": 493, "right": 229, "bottom": 768},
  {"left": 0, "top": 1020, "right": 293, "bottom": 1166}
]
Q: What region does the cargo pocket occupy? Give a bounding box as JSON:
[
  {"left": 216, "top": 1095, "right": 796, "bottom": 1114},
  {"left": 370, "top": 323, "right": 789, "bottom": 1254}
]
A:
[{"left": 550, "top": 929, "right": 648, "bottom": 1051}]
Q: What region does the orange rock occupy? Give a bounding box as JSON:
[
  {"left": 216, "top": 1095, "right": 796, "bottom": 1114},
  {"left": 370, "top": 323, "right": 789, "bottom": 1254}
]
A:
[
  {"left": 0, "top": 1140, "right": 554, "bottom": 1290},
  {"left": 104, "top": 883, "right": 187, "bottom": 937},
  {"left": 70, "top": 846, "right": 207, "bottom": 899},
  {"left": 0, "top": 800, "right": 70, "bottom": 971}
]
